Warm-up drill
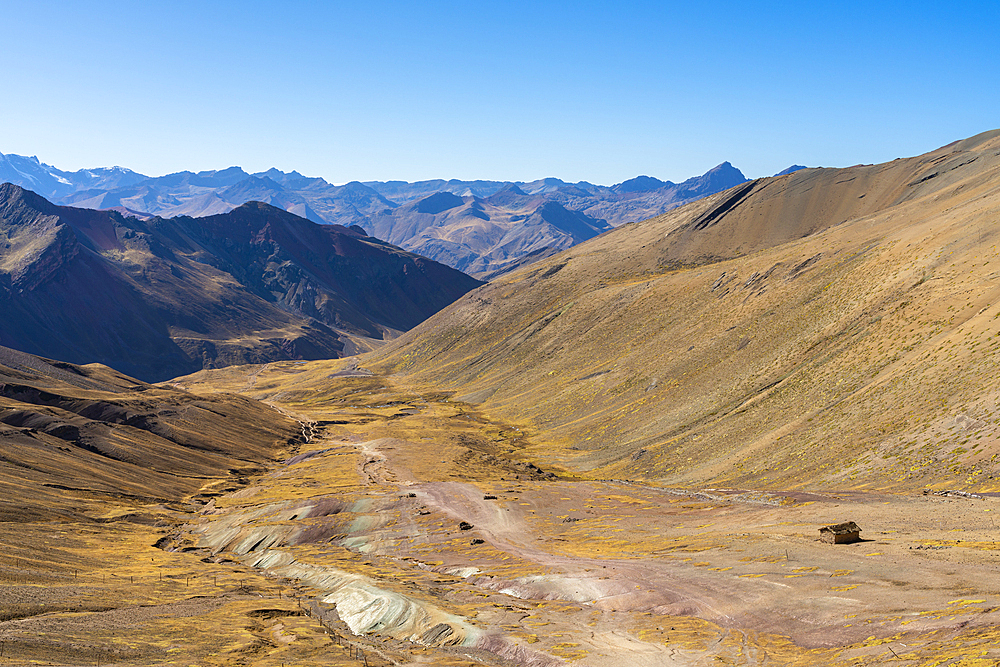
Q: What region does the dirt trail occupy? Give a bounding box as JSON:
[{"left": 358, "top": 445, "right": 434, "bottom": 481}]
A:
[
  {"left": 419, "top": 482, "right": 529, "bottom": 539},
  {"left": 240, "top": 362, "right": 272, "bottom": 393},
  {"left": 354, "top": 444, "right": 786, "bottom": 643},
  {"left": 164, "top": 392, "right": 1000, "bottom": 666},
  {"left": 416, "top": 481, "right": 745, "bottom": 627},
  {"left": 360, "top": 437, "right": 1000, "bottom": 655}
]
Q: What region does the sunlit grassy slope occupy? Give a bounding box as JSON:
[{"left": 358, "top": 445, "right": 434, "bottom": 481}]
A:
[{"left": 366, "top": 130, "right": 1000, "bottom": 492}]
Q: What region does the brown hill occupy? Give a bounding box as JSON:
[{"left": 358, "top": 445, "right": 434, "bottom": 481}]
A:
[
  {"left": 0, "top": 344, "right": 300, "bottom": 522},
  {"left": 368, "top": 129, "right": 1000, "bottom": 492},
  {"left": 0, "top": 185, "right": 482, "bottom": 381}
]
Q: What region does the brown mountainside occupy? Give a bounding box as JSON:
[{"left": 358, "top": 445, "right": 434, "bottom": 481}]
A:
[
  {"left": 0, "top": 185, "right": 482, "bottom": 381},
  {"left": 0, "top": 344, "right": 300, "bottom": 522},
  {"left": 369, "top": 129, "right": 1000, "bottom": 492}
]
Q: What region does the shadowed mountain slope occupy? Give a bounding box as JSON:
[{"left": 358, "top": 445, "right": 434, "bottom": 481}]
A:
[
  {"left": 0, "top": 345, "right": 300, "bottom": 522},
  {"left": 0, "top": 185, "right": 481, "bottom": 381},
  {"left": 367, "top": 129, "right": 1000, "bottom": 492}
]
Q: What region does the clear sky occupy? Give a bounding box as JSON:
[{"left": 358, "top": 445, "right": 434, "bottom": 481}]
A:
[{"left": 3, "top": 1, "right": 998, "bottom": 184}]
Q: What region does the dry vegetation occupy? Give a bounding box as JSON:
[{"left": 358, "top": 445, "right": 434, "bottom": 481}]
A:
[
  {"left": 369, "top": 130, "right": 1000, "bottom": 494},
  {"left": 166, "top": 362, "right": 1000, "bottom": 665},
  {"left": 6, "top": 131, "right": 1000, "bottom": 665}
]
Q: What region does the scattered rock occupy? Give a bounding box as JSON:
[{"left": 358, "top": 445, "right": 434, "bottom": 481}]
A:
[{"left": 924, "top": 489, "right": 985, "bottom": 499}]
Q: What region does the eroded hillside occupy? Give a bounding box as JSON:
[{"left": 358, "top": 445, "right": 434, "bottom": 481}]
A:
[{"left": 0, "top": 344, "right": 301, "bottom": 521}]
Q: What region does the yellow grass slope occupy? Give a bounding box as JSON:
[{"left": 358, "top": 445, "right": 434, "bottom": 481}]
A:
[{"left": 369, "top": 130, "right": 1000, "bottom": 492}]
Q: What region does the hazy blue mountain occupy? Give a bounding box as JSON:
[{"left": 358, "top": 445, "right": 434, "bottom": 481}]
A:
[
  {"left": 360, "top": 191, "right": 612, "bottom": 277},
  {"left": 66, "top": 165, "right": 148, "bottom": 191},
  {"left": 0, "top": 150, "right": 756, "bottom": 277},
  {"left": 0, "top": 153, "right": 76, "bottom": 199},
  {"left": 613, "top": 175, "right": 668, "bottom": 193},
  {"left": 363, "top": 178, "right": 510, "bottom": 203}
]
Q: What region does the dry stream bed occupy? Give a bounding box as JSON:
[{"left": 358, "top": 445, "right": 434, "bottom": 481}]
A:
[{"left": 5, "top": 364, "right": 1000, "bottom": 665}]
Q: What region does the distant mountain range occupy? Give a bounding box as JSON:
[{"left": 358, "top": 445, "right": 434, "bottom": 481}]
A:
[
  {"left": 0, "top": 152, "right": 790, "bottom": 277},
  {"left": 0, "top": 183, "right": 480, "bottom": 381}
]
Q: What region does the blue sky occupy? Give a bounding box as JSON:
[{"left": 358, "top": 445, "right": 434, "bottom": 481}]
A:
[{"left": 3, "top": 1, "right": 998, "bottom": 184}]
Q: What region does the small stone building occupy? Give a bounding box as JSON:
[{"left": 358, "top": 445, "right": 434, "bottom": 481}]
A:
[{"left": 819, "top": 521, "right": 861, "bottom": 544}]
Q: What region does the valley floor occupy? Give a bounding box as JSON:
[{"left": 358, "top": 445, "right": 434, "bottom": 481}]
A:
[{"left": 4, "top": 360, "right": 1000, "bottom": 666}]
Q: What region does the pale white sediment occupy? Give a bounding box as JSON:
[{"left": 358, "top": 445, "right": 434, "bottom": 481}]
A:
[{"left": 246, "top": 548, "right": 480, "bottom": 645}]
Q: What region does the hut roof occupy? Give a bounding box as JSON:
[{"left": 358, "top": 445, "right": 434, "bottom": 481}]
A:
[{"left": 819, "top": 521, "right": 861, "bottom": 535}]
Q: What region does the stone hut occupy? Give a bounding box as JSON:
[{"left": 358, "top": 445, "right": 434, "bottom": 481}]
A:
[{"left": 819, "top": 521, "right": 861, "bottom": 544}]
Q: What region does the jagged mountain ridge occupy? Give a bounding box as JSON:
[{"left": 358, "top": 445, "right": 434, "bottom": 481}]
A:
[
  {"left": 0, "top": 153, "right": 147, "bottom": 200},
  {"left": 364, "top": 190, "right": 613, "bottom": 277},
  {"left": 0, "top": 184, "right": 481, "bottom": 381},
  {"left": 0, "top": 150, "right": 753, "bottom": 277}
]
